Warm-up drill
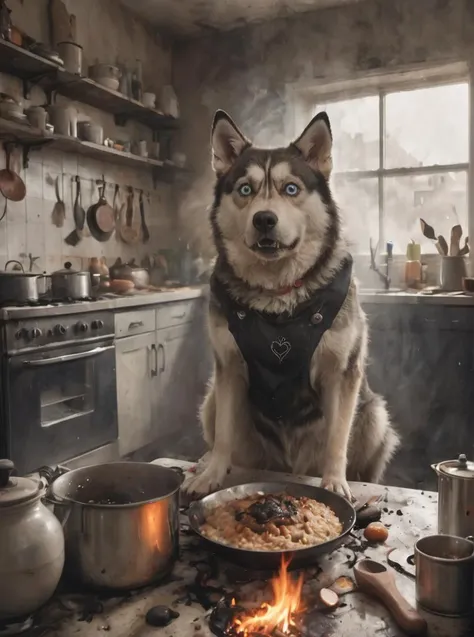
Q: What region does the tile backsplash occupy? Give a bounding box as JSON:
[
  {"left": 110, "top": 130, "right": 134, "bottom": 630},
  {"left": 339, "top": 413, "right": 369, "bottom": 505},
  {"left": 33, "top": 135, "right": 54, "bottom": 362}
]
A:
[{"left": 0, "top": 143, "right": 176, "bottom": 275}]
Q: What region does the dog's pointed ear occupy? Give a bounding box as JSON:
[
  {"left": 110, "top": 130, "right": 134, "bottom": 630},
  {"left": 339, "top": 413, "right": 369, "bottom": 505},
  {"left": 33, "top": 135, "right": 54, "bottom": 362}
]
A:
[
  {"left": 292, "top": 112, "right": 333, "bottom": 179},
  {"left": 211, "top": 110, "right": 250, "bottom": 176}
]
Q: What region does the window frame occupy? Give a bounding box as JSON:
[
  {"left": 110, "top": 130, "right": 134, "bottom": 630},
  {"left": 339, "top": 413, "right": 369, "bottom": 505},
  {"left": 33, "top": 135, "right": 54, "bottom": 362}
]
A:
[{"left": 288, "top": 62, "right": 471, "bottom": 252}]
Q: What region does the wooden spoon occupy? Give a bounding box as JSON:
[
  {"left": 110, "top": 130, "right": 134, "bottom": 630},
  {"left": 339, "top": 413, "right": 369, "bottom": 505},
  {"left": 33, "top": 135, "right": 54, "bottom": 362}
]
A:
[
  {"left": 51, "top": 175, "right": 65, "bottom": 228},
  {"left": 354, "top": 560, "right": 426, "bottom": 636},
  {"left": 450, "top": 224, "right": 463, "bottom": 256},
  {"left": 459, "top": 237, "right": 470, "bottom": 257},
  {"left": 436, "top": 234, "right": 449, "bottom": 256}
]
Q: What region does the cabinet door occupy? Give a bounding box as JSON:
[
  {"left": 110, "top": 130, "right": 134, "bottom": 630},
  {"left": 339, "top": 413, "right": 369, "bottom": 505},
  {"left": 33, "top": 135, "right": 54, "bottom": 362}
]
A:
[
  {"left": 116, "top": 332, "right": 157, "bottom": 456},
  {"left": 155, "top": 324, "right": 191, "bottom": 435}
]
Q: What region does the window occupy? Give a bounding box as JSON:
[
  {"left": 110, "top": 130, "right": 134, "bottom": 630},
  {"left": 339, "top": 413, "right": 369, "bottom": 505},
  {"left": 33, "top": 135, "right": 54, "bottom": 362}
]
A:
[{"left": 313, "top": 81, "right": 469, "bottom": 254}]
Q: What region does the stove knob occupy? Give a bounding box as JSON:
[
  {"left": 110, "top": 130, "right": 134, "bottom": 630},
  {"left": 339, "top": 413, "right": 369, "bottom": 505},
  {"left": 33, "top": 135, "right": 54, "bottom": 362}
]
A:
[
  {"left": 54, "top": 324, "right": 67, "bottom": 336},
  {"left": 30, "top": 328, "right": 42, "bottom": 339},
  {"left": 91, "top": 319, "right": 104, "bottom": 330},
  {"left": 15, "top": 328, "right": 26, "bottom": 340},
  {"left": 75, "top": 321, "right": 89, "bottom": 333}
]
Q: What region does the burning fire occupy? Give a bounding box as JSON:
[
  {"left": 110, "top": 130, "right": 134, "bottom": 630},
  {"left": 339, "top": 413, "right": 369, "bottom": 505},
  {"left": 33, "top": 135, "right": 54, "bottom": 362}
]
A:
[{"left": 230, "top": 558, "right": 303, "bottom": 636}]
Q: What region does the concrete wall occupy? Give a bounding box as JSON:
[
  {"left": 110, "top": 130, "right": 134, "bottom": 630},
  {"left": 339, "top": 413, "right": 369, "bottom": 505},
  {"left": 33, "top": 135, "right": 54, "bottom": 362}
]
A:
[
  {"left": 0, "top": 0, "right": 175, "bottom": 275},
  {"left": 173, "top": 0, "right": 473, "bottom": 258}
]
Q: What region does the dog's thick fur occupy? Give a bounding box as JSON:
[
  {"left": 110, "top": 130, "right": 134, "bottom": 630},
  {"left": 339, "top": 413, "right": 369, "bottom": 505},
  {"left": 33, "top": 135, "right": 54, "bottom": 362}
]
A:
[{"left": 186, "top": 110, "right": 399, "bottom": 498}]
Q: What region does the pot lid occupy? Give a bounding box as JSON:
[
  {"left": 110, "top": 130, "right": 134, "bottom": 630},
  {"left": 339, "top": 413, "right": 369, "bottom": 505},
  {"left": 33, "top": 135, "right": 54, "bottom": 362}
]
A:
[
  {"left": 438, "top": 454, "right": 474, "bottom": 478},
  {"left": 53, "top": 261, "right": 82, "bottom": 275},
  {"left": 0, "top": 459, "right": 40, "bottom": 507}
]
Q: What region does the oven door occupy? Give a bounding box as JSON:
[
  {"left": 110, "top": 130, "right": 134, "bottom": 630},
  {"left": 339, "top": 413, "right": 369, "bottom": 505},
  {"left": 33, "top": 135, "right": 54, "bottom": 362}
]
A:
[{"left": 4, "top": 340, "right": 118, "bottom": 474}]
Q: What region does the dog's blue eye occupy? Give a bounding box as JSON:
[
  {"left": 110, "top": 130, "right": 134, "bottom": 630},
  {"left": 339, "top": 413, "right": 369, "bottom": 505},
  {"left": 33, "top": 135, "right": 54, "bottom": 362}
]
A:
[
  {"left": 284, "top": 183, "right": 300, "bottom": 196},
  {"left": 238, "top": 183, "right": 252, "bottom": 197}
]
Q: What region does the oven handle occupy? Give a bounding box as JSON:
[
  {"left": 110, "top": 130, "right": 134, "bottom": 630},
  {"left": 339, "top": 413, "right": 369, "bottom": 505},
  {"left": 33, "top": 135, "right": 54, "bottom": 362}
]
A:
[{"left": 22, "top": 345, "right": 114, "bottom": 367}]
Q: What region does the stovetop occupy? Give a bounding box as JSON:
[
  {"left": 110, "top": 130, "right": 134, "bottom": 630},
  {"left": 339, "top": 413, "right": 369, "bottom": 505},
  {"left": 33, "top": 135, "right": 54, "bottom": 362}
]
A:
[
  {"left": 0, "top": 295, "right": 107, "bottom": 310},
  {"left": 4, "top": 309, "right": 115, "bottom": 353}
]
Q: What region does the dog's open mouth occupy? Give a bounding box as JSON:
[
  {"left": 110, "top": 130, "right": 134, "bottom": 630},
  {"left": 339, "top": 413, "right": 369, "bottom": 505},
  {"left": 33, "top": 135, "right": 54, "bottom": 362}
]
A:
[{"left": 251, "top": 238, "right": 299, "bottom": 255}]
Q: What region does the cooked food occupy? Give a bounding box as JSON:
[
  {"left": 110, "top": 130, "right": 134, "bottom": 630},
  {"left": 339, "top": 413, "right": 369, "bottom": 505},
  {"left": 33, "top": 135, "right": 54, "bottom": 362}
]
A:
[{"left": 199, "top": 492, "right": 343, "bottom": 551}]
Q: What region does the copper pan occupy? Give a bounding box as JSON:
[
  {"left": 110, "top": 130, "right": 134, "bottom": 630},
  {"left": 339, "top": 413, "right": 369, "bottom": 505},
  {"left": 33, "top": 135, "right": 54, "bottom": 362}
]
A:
[{"left": 0, "top": 144, "right": 26, "bottom": 203}]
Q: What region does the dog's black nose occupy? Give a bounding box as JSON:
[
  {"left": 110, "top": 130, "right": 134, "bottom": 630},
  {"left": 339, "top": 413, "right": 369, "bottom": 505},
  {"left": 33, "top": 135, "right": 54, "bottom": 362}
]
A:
[{"left": 253, "top": 210, "right": 278, "bottom": 232}]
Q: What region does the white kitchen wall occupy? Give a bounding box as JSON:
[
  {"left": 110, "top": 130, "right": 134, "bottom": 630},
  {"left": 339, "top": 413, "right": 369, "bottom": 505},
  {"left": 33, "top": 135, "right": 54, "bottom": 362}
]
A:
[
  {"left": 0, "top": 144, "right": 175, "bottom": 275},
  {"left": 0, "top": 0, "right": 177, "bottom": 275}
]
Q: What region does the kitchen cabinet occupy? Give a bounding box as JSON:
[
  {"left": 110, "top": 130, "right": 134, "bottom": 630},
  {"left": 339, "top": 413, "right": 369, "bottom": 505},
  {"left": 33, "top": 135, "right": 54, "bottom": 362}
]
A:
[
  {"left": 115, "top": 298, "right": 211, "bottom": 459},
  {"left": 155, "top": 324, "right": 192, "bottom": 434},
  {"left": 116, "top": 331, "right": 156, "bottom": 456},
  {"left": 364, "top": 303, "right": 474, "bottom": 491}
]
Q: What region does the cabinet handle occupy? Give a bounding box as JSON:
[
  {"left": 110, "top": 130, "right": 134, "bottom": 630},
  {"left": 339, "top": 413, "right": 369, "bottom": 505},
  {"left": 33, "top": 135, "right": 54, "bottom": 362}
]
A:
[
  {"left": 151, "top": 343, "right": 158, "bottom": 377},
  {"left": 172, "top": 312, "right": 186, "bottom": 320},
  {"left": 158, "top": 343, "right": 166, "bottom": 372},
  {"left": 129, "top": 320, "right": 144, "bottom": 330}
]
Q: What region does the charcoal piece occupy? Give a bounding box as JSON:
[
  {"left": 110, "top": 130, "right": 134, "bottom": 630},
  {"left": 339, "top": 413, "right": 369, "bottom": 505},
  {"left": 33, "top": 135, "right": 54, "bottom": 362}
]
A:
[
  {"left": 145, "top": 605, "right": 179, "bottom": 627},
  {"left": 355, "top": 505, "right": 382, "bottom": 529}
]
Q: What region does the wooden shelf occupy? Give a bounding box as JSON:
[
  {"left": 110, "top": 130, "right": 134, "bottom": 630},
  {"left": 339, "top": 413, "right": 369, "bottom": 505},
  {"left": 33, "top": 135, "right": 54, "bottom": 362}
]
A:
[
  {"left": 0, "top": 38, "right": 179, "bottom": 131},
  {"left": 0, "top": 117, "right": 182, "bottom": 179},
  {"left": 52, "top": 72, "right": 178, "bottom": 130},
  {"left": 0, "top": 38, "right": 61, "bottom": 80}
]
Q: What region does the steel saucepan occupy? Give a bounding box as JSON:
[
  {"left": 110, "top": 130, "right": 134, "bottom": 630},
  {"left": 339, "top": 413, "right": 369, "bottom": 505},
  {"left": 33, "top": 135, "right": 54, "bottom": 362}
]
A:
[
  {"left": 188, "top": 481, "right": 356, "bottom": 570},
  {"left": 45, "top": 462, "right": 182, "bottom": 590},
  {"left": 51, "top": 262, "right": 91, "bottom": 300},
  {"left": 0, "top": 260, "right": 45, "bottom": 304}
]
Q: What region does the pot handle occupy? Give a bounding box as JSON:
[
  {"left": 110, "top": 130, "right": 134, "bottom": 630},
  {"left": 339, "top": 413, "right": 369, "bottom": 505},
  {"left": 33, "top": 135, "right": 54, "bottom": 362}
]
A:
[
  {"left": 43, "top": 489, "right": 72, "bottom": 527},
  {"left": 431, "top": 463, "right": 440, "bottom": 475}
]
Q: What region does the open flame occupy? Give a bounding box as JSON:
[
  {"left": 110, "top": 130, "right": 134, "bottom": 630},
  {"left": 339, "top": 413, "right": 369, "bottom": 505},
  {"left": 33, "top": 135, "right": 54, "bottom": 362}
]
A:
[{"left": 230, "top": 558, "right": 303, "bottom": 636}]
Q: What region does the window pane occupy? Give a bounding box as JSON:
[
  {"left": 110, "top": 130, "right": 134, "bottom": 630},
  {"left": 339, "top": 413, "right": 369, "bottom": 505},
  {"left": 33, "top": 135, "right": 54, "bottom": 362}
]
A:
[
  {"left": 385, "top": 83, "right": 469, "bottom": 168},
  {"left": 332, "top": 175, "right": 379, "bottom": 254},
  {"left": 315, "top": 96, "right": 379, "bottom": 172},
  {"left": 384, "top": 171, "right": 467, "bottom": 253}
]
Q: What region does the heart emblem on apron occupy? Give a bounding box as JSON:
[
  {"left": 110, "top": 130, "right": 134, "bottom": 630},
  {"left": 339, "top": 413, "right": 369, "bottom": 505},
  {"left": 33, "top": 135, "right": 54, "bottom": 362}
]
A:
[{"left": 271, "top": 337, "right": 292, "bottom": 362}]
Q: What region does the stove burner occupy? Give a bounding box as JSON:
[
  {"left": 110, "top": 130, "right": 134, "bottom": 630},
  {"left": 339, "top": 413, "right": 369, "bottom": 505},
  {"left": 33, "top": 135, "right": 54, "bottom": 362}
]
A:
[{"left": 0, "top": 298, "right": 52, "bottom": 309}]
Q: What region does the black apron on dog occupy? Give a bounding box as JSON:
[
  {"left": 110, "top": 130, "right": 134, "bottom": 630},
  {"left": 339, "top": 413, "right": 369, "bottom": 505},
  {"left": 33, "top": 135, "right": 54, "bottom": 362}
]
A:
[{"left": 211, "top": 257, "right": 353, "bottom": 425}]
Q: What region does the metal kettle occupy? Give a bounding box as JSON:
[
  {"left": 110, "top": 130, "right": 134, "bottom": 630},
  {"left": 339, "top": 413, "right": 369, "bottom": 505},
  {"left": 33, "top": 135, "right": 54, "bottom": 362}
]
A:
[
  {"left": 432, "top": 454, "right": 474, "bottom": 537},
  {"left": 0, "top": 459, "right": 65, "bottom": 623}
]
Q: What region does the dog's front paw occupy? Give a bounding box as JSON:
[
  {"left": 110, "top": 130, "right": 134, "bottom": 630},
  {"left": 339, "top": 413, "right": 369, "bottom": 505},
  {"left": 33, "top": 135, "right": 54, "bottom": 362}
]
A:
[
  {"left": 184, "top": 457, "right": 230, "bottom": 497},
  {"left": 321, "top": 474, "right": 353, "bottom": 501}
]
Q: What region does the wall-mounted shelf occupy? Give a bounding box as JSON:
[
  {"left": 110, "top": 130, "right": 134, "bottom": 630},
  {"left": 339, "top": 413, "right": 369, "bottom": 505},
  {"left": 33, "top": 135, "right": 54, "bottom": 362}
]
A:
[
  {"left": 51, "top": 72, "right": 178, "bottom": 130},
  {"left": 0, "top": 38, "right": 179, "bottom": 131},
  {"left": 0, "top": 117, "right": 182, "bottom": 183},
  {"left": 0, "top": 38, "right": 60, "bottom": 80}
]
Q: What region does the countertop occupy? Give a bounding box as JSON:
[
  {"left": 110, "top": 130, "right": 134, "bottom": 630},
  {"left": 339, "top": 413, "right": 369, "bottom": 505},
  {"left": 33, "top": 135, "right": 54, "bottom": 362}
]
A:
[
  {"left": 28, "top": 459, "right": 470, "bottom": 637},
  {"left": 0, "top": 286, "right": 206, "bottom": 321},
  {"left": 2, "top": 286, "right": 472, "bottom": 322},
  {"left": 359, "top": 289, "right": 474, "bottom": 305}
]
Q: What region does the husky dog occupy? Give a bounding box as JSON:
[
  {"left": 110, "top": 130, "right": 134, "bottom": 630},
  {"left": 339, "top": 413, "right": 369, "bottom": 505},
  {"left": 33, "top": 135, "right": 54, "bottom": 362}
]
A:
[{"left": 186, "top": 110, "right": 399, "bottom": 498}]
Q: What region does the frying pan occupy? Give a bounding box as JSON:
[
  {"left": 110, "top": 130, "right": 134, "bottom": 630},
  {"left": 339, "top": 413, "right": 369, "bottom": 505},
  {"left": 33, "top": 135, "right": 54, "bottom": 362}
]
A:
[
  {"left": 188, "top": 482, "right": 356, "bottom": 570},
  {"left": 87, "top": 177, "right": 115, "bottom": 242},
  {"left": 0, "top": 144, "right": 26, "bottom": 202}
]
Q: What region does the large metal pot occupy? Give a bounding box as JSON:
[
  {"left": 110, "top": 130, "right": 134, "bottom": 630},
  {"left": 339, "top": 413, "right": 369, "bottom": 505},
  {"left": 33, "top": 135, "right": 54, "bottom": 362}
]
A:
[
  {"left": 0, "top": 459, "right": 65, "bottom": 623},
  {"left": 51, "top": 262, "right": 91, "bottom": 300},
  {"left": 432, "top": 454, "right": 474, "bottom": 537},
  {"left": 45, "top": 462, "right": 182, "bottom": 590},
  {"left": 0, "top": 261, "right": 43, "bottom": 304}
]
